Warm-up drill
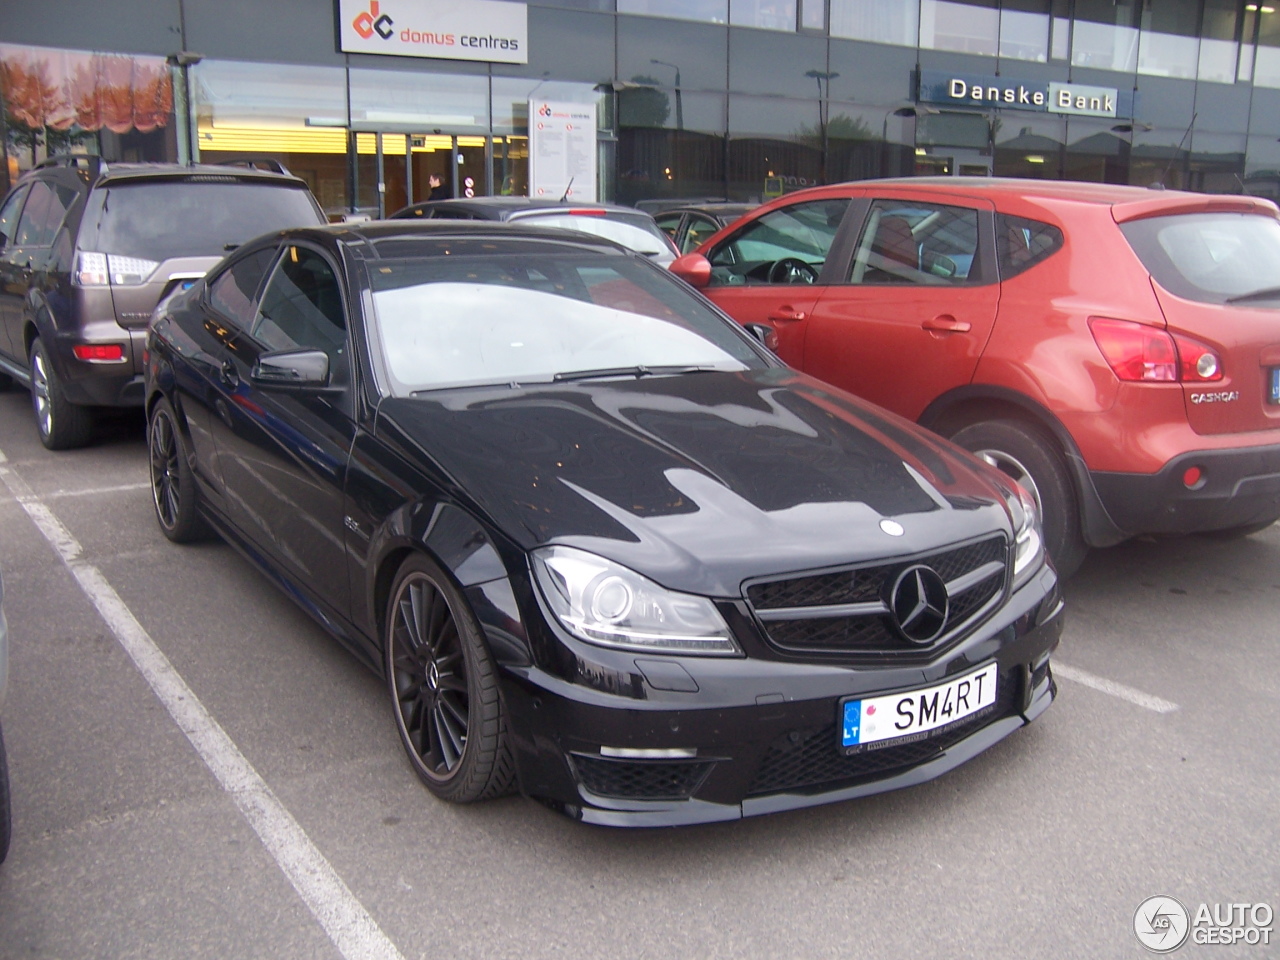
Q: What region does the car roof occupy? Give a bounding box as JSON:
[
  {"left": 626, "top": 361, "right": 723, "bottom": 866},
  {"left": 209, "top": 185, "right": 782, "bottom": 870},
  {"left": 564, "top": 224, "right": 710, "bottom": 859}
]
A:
[
  {"left": 755, "top": 176, "right": 1280, "bottom": 223},
  {"left": 276, "top": 218, "right": 641, "bottom": 259},
  {"left": 657, "top": 202, "right": 756, "bottom": 219},
  {"left": 96, "top": 163, "right": 312, "bottom": 189},
  {"left": 392, "top": 197, "right": 649, "bottom": 219},
  {"left": 18, "top": 156, "right": 312, "bottom": 190}
]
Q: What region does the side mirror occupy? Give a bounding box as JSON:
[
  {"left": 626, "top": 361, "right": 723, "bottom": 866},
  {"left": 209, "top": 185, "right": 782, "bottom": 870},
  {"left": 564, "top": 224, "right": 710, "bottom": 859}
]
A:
[
  {"left": 251, "top": 348, "right": 330, "bottom": 388},
  {"left": 670, "top": 252, "right": 712, "bottom": 289},
  {"left": 743, "top": 322, "right": 779, "bottom": 352}
]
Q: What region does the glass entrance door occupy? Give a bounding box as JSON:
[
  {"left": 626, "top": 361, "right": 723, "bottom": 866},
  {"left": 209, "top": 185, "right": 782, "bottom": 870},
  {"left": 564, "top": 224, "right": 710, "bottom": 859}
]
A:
[{"left": 354, "top": 133, "right": 500, "bottom": 217}]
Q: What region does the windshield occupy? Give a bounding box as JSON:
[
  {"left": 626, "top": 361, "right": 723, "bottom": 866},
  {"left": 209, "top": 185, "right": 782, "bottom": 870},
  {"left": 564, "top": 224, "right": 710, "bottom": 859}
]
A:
[
  {"left": 510, "top": 212, "right": 678, "bottom": 262},
  {"left": 1120, "top": 211, "right": 1280, "bottom": 305},
  {"left": 367, "top": 252, "right": 762, "bottom": 394},
  {"left": 80, "top": 180, "right": 323, "bottom": 261}
]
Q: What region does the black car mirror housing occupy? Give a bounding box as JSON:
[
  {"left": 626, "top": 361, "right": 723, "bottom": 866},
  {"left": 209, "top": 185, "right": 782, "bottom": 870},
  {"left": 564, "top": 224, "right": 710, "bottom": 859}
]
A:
[{"left": 251, "top": 349, "right": 330, "bottom": 389}]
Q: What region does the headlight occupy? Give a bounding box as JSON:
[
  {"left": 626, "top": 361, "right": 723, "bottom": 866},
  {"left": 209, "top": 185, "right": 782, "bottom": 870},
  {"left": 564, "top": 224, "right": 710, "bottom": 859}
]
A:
[
  {"left": 531, "top": 545, "right": 739, "bottom": 656},
  {"left": 1005, "top": 483, "right": 1045, "bottom": 587}
]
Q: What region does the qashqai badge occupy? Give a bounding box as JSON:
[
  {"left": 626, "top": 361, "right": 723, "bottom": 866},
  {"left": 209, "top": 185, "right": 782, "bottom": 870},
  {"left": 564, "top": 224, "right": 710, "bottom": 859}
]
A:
[{"left": 889, "top": 565, "right": 949, "bottom": 645}]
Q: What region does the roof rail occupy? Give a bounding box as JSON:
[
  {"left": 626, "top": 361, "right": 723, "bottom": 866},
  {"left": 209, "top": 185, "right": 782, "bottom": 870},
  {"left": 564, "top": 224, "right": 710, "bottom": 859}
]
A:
[
  {"left": 34, "top": 154, "right": 108, "bottom": 179},
  {"left": 209, "top": 157, "right": 292, "bottom": 176}
]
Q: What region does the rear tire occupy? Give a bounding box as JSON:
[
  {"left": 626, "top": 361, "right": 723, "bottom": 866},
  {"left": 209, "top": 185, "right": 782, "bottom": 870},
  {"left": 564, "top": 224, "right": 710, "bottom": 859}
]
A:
[
  {"left": 30, "top": 338, "right": 94, "bottom": 450},
  {"left": 951, "top": 418, "right": 1088, "bottom": 579},
  {"left": 385, "top": 553, "right": 515, "bottom": 804}
]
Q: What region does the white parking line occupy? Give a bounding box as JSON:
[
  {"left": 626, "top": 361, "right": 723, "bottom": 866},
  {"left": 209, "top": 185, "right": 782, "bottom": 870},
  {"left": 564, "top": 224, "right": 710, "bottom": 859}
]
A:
[
  {"left": 1053, "top": 661, "right": 1180, "bottom": 714},
  {"left": 0, "top": 453, "right": 406, "bottom": 960},
  {"left": 45, "top": 481, "right": 153, "bottom": 500}
]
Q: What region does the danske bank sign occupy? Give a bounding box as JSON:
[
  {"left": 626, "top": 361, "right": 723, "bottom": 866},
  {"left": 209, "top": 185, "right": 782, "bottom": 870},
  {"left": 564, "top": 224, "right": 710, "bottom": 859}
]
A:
[{"left": 919, "top": 70, "right": 1130, "bottom": 119}]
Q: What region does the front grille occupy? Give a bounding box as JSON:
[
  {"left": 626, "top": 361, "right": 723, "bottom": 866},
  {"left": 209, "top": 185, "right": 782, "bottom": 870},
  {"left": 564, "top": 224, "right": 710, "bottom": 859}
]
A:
[
  {"left": 745, "top": 535, "right": 1007, "bottom": 660},
  {"left": 570, "top": 754, "right": 714, "bottom": 801},
  {"left": 747, "top": 674, "right": 1018, "bottom": 797}
]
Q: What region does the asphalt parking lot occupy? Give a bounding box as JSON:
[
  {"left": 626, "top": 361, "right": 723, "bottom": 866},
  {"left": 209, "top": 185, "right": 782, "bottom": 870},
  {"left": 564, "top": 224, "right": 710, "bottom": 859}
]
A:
[{"left": 0, "top": 384, "right": 1275, "bottom": 960}]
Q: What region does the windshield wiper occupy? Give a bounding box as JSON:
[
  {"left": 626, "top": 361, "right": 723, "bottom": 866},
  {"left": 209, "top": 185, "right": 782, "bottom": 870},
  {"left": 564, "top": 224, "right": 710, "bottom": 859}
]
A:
[
  {"left": 1226, "top": 285, "right": 1280, "bottom": 304},
  {"left": 552, "top": 364, "right": 716, "bottom": 383}
]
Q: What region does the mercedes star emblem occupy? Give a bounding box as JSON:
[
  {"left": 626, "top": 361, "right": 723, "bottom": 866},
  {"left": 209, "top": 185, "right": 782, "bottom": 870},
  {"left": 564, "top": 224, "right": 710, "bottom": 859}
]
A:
[{"left": 888, "top": 564, "right": 949, "bottom": 644}]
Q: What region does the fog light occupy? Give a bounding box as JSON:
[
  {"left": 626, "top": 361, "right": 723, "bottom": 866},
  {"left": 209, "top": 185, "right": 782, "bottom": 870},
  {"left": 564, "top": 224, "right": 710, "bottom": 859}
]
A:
[
  {"left": 1182, "top": 466, "right": 1204, "bottom": 489},
  {"left": 72, "top": 343, "right": 126, "bottom": 362}
]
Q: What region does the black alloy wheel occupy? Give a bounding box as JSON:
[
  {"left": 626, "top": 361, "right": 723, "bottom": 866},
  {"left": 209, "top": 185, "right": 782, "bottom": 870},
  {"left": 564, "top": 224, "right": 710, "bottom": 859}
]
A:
[
  {"left": 29, "top": 338, "right": 94, "bottom": 450},
  {"left": 385, "top": 554, "right": 514, "bottom": 803},
  {"left": 148, "top": 398, "right": 208, "bottom": 543}
]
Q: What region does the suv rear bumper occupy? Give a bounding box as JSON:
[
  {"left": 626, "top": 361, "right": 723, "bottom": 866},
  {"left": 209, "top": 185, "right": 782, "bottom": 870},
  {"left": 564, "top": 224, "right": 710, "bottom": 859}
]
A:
[
  {"left": 51, "top": 327, "right": 147, "bottom": 407},
  {"left": 1091, "top": 443, "right": 1280, "bottom": 535}
]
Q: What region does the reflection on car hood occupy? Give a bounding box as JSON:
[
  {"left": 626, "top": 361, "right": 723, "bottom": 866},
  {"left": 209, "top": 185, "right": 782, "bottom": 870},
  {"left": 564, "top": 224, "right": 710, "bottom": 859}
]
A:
[{"left": 378, "top": 369, "right": 1014, "bottom": 596}]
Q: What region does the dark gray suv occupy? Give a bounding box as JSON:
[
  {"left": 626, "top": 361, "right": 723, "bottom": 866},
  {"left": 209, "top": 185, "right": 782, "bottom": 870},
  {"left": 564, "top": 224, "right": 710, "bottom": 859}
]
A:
[{"left": 0, "top": 156, "right": 326, "bottom": 448}]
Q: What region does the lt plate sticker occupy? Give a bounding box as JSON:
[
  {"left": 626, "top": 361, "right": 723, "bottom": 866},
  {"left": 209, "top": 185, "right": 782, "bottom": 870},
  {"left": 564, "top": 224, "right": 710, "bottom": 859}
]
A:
[{"left": 841, "top": 663, "right": 998, "bottom": 750}]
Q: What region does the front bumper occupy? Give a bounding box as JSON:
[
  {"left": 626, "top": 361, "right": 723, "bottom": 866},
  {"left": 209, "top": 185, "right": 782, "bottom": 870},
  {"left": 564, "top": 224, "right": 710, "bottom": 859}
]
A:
[
  {"left": 1091, "top": 441, "right": 1280, "bottom": 536},
  {"left": 497, "top": 565, "right": 1063, "bottom": 827}
]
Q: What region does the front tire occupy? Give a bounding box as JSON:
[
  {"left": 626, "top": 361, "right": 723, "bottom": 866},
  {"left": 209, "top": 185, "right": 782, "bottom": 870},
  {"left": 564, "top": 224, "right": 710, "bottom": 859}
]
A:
[
  {"left": 30, "top": 338, "right": 94, "bottom": 450},
  {"left": 148, "top": 398, "right": 209, "bottom": 543},
  {"left": 385, "top": 554, "right": 514, "bottom": 803},
  {"left": 951, "top": 418, "right": 1088, "bottom": 579}
]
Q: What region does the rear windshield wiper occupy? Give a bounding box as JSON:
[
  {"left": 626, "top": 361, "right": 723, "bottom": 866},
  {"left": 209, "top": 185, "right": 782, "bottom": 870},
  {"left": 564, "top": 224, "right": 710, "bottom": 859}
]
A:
[
  {"left": 552, "top": 364, "right": 716, "bottom": 382},
  {"left": 1226, "top": 285, "right": 1280, "bottom": 304}
]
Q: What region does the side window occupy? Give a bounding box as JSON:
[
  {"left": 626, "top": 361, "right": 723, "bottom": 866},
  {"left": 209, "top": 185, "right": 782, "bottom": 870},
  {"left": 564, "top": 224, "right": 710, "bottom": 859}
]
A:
[
  {"left": 251, "top": 246, "right": 347, "bottom": 360},
  {"left": 14, "top": 181, "right": 76, "bottom": 247},
  {"left": 849, "top": 201, "right": 981, "bottom": 286},
  {"left": 208, "top": 248, "right": 277, "bottom": 329},
  {"left": 653, "top": 213, "right": 682, "bottom": 241},
  {"left": 429, "top": 208, "right": 472, "bottom": 220},
  {"left": 707, "top": 198, "right": 850, "bottom": 286},
  {"left": 996, "top": 214, "right": 1064, "bottom": 279},
  {"left": 683, "top": 215, "right": 721, "bottom": 253},
  {"left": 0, "top": 184, "right": 31, "bottom": 249}
]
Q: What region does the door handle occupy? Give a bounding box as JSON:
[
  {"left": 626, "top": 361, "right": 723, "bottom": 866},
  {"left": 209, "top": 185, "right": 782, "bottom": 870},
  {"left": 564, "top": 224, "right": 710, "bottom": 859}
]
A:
[
  {"left": 922, "top": 315, "right": 971, "bottom": 333},
  {"left": 767, "top": 307, "right": 807, "bottom": 322},
  {"left": 220, "top": 360, "right": 239, "bottom": 387}
]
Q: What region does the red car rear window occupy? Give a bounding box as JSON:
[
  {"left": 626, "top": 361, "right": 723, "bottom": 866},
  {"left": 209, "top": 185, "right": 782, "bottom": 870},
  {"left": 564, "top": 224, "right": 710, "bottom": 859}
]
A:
[{"left": 1120, "top": 211, "right": 1280, "bottom": 306}]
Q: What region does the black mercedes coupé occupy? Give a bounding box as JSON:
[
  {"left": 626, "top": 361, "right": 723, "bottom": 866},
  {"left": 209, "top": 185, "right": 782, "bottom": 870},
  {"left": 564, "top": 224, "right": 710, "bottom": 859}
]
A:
[{"left": 145, "top": 220, "right": 1062, "bottom": 826}]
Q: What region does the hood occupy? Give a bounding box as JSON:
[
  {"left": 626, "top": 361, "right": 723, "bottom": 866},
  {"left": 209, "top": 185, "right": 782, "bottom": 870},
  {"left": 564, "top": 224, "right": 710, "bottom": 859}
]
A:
[{"left": 377, "top": 369, "right": 1016, "bottom": 597}]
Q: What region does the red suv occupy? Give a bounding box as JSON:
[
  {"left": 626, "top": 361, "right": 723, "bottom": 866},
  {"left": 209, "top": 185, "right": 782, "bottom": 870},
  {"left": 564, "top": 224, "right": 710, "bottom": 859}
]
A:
[{"left": 671, "top": 178, "right": 1280, "bottom": 577}]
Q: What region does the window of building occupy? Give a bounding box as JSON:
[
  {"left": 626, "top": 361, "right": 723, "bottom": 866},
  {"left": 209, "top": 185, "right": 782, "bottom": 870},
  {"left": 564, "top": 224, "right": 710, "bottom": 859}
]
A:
[
  {"left": 1137, "top": 1, "right": 1200, "bottom": 79},
  {"left": 731, "top": 0, "right": 798, "bottom": 30},
  {"left": 1071, "top": 0, "right": 1140, "bottom": 73},
  {"left": 1000, "top": 0, "right": 1051, "bottom": 63},
  {"left": 830, "top": 0, "right": 920, "bottom": 48},
  {"left": 799, "top": 0, "right": 826, "bottom": 31},
  {"left": 193, "top": 60, "right": 348, "bottom": 213},
  {"left": 1198, "top": 0, "right": 1240, "bottom": 83},
  {"left": 920, "top": 0, "right": 999, "bottom": 57},
  {"left": 618, "top": 0, "right": 729, "bottom": 23},
  {"left": 1249, "top": 5, "right": 1280, "bottom": 88}
]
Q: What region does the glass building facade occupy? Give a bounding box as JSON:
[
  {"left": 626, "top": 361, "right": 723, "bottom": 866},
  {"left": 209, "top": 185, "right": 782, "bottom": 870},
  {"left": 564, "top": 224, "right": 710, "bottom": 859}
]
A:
[{"left": 5, "top": 0, "right": 1280, "bottom": 210}]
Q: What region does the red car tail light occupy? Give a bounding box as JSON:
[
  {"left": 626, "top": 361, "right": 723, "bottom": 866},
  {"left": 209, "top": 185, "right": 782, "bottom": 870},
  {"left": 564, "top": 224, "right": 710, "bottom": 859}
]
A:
[
  {"left": 1088, "top": 317, "right": 1222, "bottom": 383},
  {"left": 73, "top": 343, "right": 126, "bottom": 362},
  {"left": 1172, "top": 332, "right": 1222, "bottom": 381}
]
